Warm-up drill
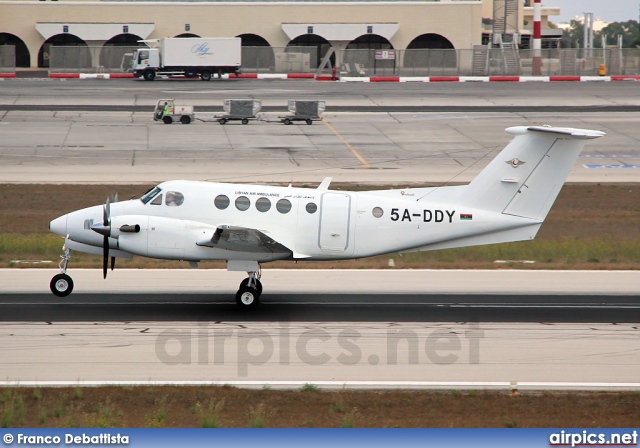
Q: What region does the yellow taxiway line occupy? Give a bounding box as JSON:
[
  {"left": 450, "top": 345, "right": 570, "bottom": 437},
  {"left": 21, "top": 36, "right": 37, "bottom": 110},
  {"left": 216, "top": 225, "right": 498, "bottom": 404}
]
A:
[{"left": 323, "top": 119, "right": 372, "bottom": 169}]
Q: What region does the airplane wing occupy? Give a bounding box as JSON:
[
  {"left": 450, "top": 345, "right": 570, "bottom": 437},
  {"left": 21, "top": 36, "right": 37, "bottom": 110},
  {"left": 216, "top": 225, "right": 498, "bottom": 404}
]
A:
[{"left": 196, "top": 225, "right": 295, "bottom": 256}]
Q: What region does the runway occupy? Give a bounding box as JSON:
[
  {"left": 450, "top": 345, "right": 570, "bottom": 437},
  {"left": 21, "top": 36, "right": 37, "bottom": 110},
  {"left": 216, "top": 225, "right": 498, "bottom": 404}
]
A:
[
  {"left": 0, "top": 269, "right": 637, "bottom": 386},
  {"left": 2, "top": 269, "right": 638, "bottom": 322}
]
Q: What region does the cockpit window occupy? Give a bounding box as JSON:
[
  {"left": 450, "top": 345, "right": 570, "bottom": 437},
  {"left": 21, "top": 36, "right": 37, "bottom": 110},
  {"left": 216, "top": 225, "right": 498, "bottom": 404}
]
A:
[
  {"left": 165, "top": 191, "right": 184, "bottom": 206},
  {"left": 140, "top": 186, "right": 162, "bottom": 204},
  {"left": 150, "top": 194, "right": 163, "bottom": 206}
]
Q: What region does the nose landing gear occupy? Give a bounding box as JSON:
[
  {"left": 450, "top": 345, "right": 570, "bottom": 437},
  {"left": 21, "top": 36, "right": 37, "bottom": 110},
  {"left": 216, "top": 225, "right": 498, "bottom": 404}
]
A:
[{"left": 50, "top": 245, "right": 74, "bottom": 297}]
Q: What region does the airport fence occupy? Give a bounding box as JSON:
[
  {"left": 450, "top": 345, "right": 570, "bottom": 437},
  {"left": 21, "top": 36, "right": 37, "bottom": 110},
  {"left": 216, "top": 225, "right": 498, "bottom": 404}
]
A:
[
  {"left": 49, "top": 46, "right": 137, "bottom": 73},
  {"left": 48, "top": 45, "right": 319, "bottom": 74},
  {"left": 0, "top": 45, "right": 16, "bottom": 73},
  {"left": 47, "top": 46, "right": 640, "bottom": 77},
  {"left": 341, "top": 48, "right": 640, "bottom": 77}
]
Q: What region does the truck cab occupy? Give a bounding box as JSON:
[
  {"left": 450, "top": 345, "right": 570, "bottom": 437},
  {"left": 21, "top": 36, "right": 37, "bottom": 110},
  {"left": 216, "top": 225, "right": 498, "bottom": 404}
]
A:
[{"left": 132, "top": 48, "right": 161, "bottom": 80}]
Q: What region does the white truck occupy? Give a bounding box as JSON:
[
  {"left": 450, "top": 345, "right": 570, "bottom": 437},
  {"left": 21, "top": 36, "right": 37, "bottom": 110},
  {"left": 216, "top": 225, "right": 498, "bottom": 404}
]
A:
[{"left": 131, "top": 37, "right": 241, "bottom": 81}]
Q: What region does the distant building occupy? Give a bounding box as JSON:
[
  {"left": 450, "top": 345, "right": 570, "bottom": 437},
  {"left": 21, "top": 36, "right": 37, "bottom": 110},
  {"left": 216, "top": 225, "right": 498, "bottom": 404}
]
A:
[
  {"left": 556, "top": 16, "right": 610, "bottom": 33},
  {"left": 521, "top": 1, "right": 563, "bottom": 48},
  {"left": 0, "top": 0, "right": 567, "bottom": 69}
]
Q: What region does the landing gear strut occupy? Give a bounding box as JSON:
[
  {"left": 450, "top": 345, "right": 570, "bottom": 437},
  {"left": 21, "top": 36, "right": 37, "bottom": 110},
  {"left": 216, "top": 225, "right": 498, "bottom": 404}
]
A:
[
  {"left": 50, "top": 245, "right": 74, "bottom": 297},
  {"left": 236, "top": 267, "right": 262, "bottom": 309}
]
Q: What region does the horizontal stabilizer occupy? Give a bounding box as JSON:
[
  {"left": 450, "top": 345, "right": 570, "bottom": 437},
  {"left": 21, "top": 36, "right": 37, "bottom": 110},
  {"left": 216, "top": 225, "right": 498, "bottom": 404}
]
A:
[{"left": 524, "top": 126, "right": 606, "bottom": 139}]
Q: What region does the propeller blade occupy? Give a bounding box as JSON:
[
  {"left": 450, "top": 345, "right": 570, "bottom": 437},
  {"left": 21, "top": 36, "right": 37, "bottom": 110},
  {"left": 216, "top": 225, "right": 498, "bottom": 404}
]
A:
[
  {"left": 111, "top": 256, "right": 116, "bottom": 271},
  {"left": 113, "top": 192, "right": 119, "bottom": 203},
  {"left": 101, "top": 197, "right": 112, "bottom": 279},
  {"left": 104, "top": 197, "right": 111, "bottom": 226},
  {"left": 103, "top": 236, "right": 109, "bottom": 279}
]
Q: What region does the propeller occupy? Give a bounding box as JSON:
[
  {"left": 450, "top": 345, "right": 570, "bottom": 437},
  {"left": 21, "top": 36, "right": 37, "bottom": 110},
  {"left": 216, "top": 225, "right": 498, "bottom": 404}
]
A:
[
  {"left": 102, "top": 198, "right": 110, "bottom": 279},
  {"left": 90, "top": 197, "right": 117, "bottom": 279}
]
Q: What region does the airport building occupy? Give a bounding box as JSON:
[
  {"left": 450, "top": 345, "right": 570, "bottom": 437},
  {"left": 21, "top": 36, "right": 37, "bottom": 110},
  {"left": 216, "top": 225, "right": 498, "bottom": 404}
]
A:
[{"left": 0, "top": 0, "right": 553, "bottom": 70}]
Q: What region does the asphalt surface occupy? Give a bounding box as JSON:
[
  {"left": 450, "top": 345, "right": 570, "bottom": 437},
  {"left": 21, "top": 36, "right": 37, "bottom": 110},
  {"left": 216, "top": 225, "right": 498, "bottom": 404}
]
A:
[
  {"left": 2, "top": 79, "right": 640, "bottom": 184},
  {"left": 1, "top": 293, "right": 638, "bottom": 323},
  {"left": 3, "top": 104, "right": 640, "bottom": 113}
]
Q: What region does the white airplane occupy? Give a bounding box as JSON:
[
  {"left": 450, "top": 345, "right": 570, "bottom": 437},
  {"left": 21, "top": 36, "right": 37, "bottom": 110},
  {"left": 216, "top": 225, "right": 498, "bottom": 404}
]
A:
[{"left": 49, "top": 125, "right": 604, "bottom": 308}]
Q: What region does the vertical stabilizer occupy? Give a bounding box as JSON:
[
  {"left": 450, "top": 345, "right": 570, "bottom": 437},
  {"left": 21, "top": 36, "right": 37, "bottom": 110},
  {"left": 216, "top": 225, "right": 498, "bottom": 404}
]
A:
[{"left": 462, "top": 126, "right": 605, "bottom": 220}]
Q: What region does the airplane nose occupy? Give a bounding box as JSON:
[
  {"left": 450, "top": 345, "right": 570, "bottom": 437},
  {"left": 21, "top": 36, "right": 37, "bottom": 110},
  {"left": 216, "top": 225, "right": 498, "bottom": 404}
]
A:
[{"left": 49, "top": 215, "right": 68, "bottom": 237}]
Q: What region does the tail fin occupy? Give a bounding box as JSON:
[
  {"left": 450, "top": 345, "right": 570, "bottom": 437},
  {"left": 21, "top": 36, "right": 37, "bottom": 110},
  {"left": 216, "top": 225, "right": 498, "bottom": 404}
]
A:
[{"left": 462, "top": 126, "right": 605, "bottom": 220}]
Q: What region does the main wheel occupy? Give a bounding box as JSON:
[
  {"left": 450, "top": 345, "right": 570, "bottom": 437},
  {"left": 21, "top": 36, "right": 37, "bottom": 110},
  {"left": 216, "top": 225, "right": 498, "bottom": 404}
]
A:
[
  {"left": 143, "top": 70, "right": 156, "bottom": 81},
  {"left": 50, "top": 273, "right": 73, "bottom": 297},
  {"left": 201, "top": 70, "right": 212, "bottom": 81},
  {"left": 218, "top": 118, "right": 227, "bottom": 125},
  {"left": 241, "top": 118, "right": 249, "bottom": 125},
  {"left": 236, "top": 286, "right": 260, "bottom": 309},
  {"left": 283, "top": 118, "right": 291, "bottom": 125},
  {"left": 162, "top": 116, "right": 172, "bottom": 124},
  {"left": 306, "top": 119, "right": 313, "bottom": 125},
  {"left": 239, "top": 278, "right": 263, "bottom": 296},
  {"left": 180, "top": 115, "right": 191, "bottom": 124}
]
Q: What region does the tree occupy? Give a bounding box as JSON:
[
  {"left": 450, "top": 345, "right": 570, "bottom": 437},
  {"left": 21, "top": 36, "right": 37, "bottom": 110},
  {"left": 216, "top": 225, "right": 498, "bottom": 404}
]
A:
[
  {"left": 560, "top": 20, "right": 639, "bottom": 48},
  {"left": 599, "top": 20, "right": 639, "bottom": 48},
  {"left": 561, "top": 19, "right": 584, "bottom": 48}
]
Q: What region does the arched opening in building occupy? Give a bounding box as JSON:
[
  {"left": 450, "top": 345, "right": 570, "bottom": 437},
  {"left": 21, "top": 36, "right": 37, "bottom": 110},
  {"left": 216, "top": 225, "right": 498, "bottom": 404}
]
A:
[
  {"left": 174, "top": 33, "right": 201, "bottom": 38},
  {"left": 404, "top": 33, "right": 457, "bottom": 74},
  {"left": 344, "top": 34, "right": 394, "bottom": 76},
  {"left": 38, "top": 34, "right": 89, "bottom": 68},
  {"left": 346, "top": 34, "right": 393, "bottom": 50},
  {"left": 286, "top": 34, "right": 333, "bottom": 71},
  {"left": 101, "top": 33, "right": 144, "bottom": 71},
  {"left": 406, "top": 33, "right": 454, "bottom": 50},
  {"left": 0, "top": 33, "right": 30, "bottom": 67},
  {"left": 237, "top": 34, "right": 274, "bottom": 73},
  {"left": 237, "top": 33, "right": 270, "bottom": 47}
]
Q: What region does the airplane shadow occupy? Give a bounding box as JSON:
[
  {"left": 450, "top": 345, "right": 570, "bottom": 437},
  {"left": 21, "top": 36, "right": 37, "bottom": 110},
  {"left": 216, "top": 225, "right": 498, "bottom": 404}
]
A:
[{"left": 0, "top": 293, "right": 638, "bottom": 323}]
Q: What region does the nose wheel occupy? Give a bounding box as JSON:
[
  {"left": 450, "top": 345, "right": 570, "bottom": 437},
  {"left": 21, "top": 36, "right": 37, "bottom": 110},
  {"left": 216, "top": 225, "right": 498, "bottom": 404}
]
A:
[
  {"left": 235, "top": 270, "right": 262, "bottom": 309},
  {"left": 50, "top": 245, "right": 74, "bottom": 297}
]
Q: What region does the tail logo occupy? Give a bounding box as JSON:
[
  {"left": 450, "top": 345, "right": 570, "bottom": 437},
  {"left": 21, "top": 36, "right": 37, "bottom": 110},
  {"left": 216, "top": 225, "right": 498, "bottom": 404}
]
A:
[{"left": 507, "top": 158, "right": 526, "bottom": 168}]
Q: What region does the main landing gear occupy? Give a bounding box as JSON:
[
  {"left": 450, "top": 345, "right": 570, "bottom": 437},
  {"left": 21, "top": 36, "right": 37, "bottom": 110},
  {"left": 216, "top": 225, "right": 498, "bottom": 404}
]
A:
[
  {"left": 236, "top": 267, "right": 262, "bottom": 310},
  {"left": 50, "top": 245, "right": 74, "bottom": 297}
]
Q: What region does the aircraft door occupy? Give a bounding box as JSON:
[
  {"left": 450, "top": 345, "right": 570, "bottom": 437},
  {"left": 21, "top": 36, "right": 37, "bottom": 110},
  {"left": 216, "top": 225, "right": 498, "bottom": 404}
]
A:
[{"left": 318, "top": 193, "right": 351, "bottom": 251}]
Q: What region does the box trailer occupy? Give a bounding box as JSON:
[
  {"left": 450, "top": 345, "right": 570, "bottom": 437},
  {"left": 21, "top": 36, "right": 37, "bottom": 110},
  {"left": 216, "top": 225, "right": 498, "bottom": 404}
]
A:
[{"left": 131, "top": 38, "right": 241, "bottom": 81}]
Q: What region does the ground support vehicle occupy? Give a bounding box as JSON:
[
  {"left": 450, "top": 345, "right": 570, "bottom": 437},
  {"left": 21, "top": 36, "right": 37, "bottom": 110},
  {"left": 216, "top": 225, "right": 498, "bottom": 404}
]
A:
[
  {"left": 132, "top": 38, "right": 241, "bottom": 81},
  {"left": 153, "top": 99, "right": 195, "bottom": 124}
]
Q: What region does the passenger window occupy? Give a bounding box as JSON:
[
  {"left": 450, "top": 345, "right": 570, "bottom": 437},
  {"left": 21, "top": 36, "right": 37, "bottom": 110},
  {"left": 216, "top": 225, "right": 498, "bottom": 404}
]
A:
[
  {"left": 305, "top": 202, "right": 317, "bottom": 214},
  {"left": 150, "top": 194, "right": 162, "bottom": 205},
  {"left": 165, "top": 191, "right": 184, "bottom": 206},
  {"left": 372, "top": 207, "right": 383, "bottom": 218},
  {"left": 255, "top": 197, "right": 271, "bottom": 212},
  {"left": 215, "top": 194, "right": 230, "bottom": 210},
  {"left": 235, "top": 196, "right": 250, "bottom": 211},
  {"left": 276, "top": 199, "right": 292, "bottom": 214}
]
